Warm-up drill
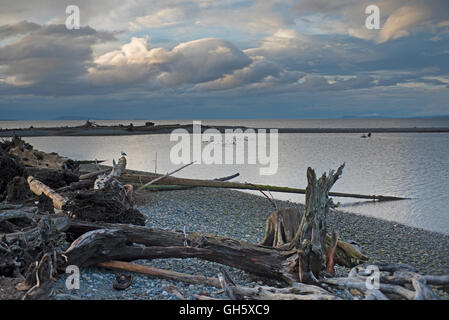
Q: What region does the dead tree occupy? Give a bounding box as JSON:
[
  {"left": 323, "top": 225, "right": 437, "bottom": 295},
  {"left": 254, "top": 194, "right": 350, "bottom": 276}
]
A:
[{"left": 295, "top": 164, "right": 345, "bottom": 283}]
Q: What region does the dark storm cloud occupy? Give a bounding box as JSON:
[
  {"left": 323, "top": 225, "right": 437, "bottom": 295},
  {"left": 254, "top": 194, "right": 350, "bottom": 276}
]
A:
[
  {"left": 0, "top": 23, "right": 116, "bottom": 94},
  {"left": 0, "top": 21, "right": 41, "bottom": 40}
]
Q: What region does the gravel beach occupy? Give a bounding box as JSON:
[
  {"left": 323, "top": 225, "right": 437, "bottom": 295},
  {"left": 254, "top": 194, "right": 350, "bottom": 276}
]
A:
[{"left": 51, "top": 188, "right": 449, "bottom": 300}]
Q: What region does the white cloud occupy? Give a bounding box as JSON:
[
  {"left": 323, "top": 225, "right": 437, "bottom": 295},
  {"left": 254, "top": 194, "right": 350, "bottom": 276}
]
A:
[
  {"left": 378, "top": 5, "right": 431, "bottom": 43},
  {"left": 88, "top": 37, "right": 252, "bottom": 87},
  {"left": 296, "top": 0, "right": 449, "bottom": 43},
  {"left": 130, "top": 7, "right": 186, "bottom": 31}
]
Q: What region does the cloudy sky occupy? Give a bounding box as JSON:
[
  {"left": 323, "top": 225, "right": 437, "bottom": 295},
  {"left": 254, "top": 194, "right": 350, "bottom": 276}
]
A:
[{"left": 0, "top": 0, "right": 448, "bottom": 120}]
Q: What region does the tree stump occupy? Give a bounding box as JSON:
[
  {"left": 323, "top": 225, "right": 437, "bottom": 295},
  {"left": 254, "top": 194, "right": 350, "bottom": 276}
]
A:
[
  {"left": 6, "top": 176, "right": 32, "bottom": 202},
  {"left": 294, "top": 164, "right": 345, "bottom": 283}
]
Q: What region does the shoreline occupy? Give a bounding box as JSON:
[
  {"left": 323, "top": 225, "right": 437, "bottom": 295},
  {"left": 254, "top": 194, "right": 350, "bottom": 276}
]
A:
[
  {"left": 2, "top": 137, "right": 448, "bottom": 300},
  {"left": 49, "top": 187, "right": 449, "bottom": 300},
  {"left": 1, "top": 123, "right": 449, "bottom": 137}
]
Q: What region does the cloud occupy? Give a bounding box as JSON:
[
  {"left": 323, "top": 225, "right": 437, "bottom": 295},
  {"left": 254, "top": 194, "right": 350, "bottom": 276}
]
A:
[
  {"left": 193, "top": 59, "right": 302, "bottom": 91},
  {"left": 0, "top": 21, "right": 41, "bottom": 40},
  {"left": 377, "top": 4, "right": 431, "bottom": 43},
  {"left": 0, "top": 23, "right": 115, "bottom": 93},
  {"left": 296, "top": 0, "right": 449, "bottom": 43},
  {"left": 129, "top": 7, "right": 186, "bottom": 30},
  {"left": 88, "top": 37, "right": 252, "bottom": 87},
  {"left": 0, "top": 2, "right": 448, "bottom": 119}
]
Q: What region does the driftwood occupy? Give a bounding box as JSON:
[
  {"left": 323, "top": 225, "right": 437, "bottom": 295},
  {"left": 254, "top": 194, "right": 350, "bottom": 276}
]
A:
[
  {"left": 122, "top": 173, "right": 407, "bottom": 201},
  {"left": 137, "top": 161, "right": 195, "bottom": 191},
  {"left": 18, "top": 253, "right": 56, "bottom": 300},
  {"left": 296, "top": 165, "right": 344, "bottom": 283},
  {"left": 134, "top": 172, "right": 241, "bottom": 192},
  {"left": 27, "top": 176, "right": 69, "bottom": 210},
  {"left": 2, "top": 139, "right": 447, "bottom": 300},
  {"left": 97, "top": 260, "right": 221, "bottom": 288},
  {"left": 259, "top": 208, "right": 303, "bottom": 248},
  {"left": 25, "top": 156, "right": 144, "bottom": 225},
  {"left": 25, "top": 168, "right": 79, "bottom": 189},
  {"left": 63, "top": 219, "right": 367, "bottom": 283},
  {"left": 322, "top": 263, "right": 449, "bottom": 300},
  {"left": 56, "top": 179, "right": 94, "bottom": 192},
  {"left": 79, "top": 169, "right": 111, "bottom": 181},
  {"left": 94, "top": 156, "right": 126, "bottom": 190},
  {"left": 0, "top": 149, "right": 24, "bottom": 196},
  {"left": 6, "top": 176, "right": 32, "bottom": 202},
  {"left": 0, "top": 209, "right": 68, "bottom": 281},
  {"left": 218, "top": 268, "right": 337, "bottom": 300},
  {"left": 63, "top": 190, "right": 145, "bottom": 225}
]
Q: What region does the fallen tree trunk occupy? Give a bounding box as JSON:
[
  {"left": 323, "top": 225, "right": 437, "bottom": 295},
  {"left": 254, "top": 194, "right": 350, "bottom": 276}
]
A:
[
  {"left": 121, "top": 173, "right": 407, "bottom": 201},
  {"left": 64, "top": 219, "right": 367, "bottom": 283}
]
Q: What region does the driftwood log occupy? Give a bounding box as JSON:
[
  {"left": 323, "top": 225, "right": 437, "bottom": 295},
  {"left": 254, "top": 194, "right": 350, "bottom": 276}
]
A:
[
  {"left": 27, "top": 177, "right": 69, "bottom": 210},
  {"left": 94, "top": 156, "right": 126, "bottom": 190},
  {"left": 122, "top": 172, "right": 407, "bottom": 201},
  {"left": 97, "top": 260, "right": 221, "bottom": 288},
  {"left": 63, "top": 218, "right": 367, "bottom": 283}
]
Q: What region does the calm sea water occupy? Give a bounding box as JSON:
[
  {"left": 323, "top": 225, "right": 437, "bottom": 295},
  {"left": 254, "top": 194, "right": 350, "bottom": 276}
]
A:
[{"left": 2, "top": 119, "right": 449, "bottom": 234}]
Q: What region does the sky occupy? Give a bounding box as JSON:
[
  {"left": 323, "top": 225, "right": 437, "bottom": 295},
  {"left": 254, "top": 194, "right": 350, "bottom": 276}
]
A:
[{"left": 0, "top": 0, "right": 448, "bottom": 120}]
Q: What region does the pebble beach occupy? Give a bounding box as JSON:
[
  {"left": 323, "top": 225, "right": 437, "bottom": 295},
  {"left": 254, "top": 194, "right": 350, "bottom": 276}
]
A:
[{"left": 50, "top": 187, "right": 449, "bottom": 300}]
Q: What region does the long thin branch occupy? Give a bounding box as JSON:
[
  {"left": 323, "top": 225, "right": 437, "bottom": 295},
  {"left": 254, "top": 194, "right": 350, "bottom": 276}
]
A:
[
  {"left": 137, "top": 161, "right": 195, "bottom": 191},
  {"left": 97, "top": 260, "right": 221, "bottom": 288}
]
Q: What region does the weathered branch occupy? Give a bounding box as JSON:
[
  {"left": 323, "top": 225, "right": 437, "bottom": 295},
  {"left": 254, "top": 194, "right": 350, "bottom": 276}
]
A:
[
  {"left": 94, "top": 156, "right": 126, "bottom": 190},
  {"left": 64, "top": 219, "right": 367, "bottom": 283},
  {"left": 218, "top": 268, "right": 337, "bottom": 300},
  {"left": 27, "top": 176, "right": 69, "bottom": 210},
  {"left": 122, "top": 172, "right": 407, "bottom": 201},
  {"left": 97, "top": 260, "right": 221, "bottom": 288}
]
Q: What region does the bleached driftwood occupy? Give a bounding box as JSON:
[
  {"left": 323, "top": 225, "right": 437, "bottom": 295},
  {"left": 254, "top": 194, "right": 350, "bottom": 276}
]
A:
[
  {"left": 218, "top": 268, "right": 337, "bottom": 300},
  {"left": 296, "top": 164, "right": 345, "bottom": 283},
  {"left": 94, "top": 156, "right": 127, "bottom": 190},
  {"left": 27, "top": 176, "right": 69, "bottom": 210}
]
